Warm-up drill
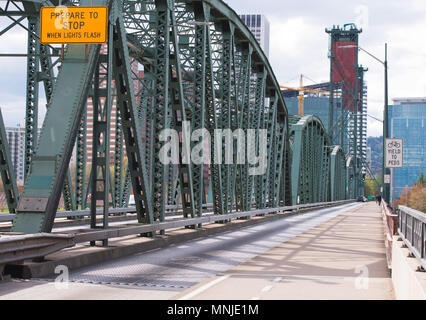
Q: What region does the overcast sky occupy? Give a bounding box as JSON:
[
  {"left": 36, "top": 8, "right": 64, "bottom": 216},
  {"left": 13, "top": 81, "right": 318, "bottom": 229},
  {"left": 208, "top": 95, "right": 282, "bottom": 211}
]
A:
[
  {"left": 1, "top": 0, "right": 426, "bottom": 137},
  {"left": 228, "top": 0, "right": 426, "bottom": 137}
]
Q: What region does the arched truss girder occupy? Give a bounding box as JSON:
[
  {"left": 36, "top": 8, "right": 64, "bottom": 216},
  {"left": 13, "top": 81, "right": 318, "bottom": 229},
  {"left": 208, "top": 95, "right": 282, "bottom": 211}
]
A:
[
  {"left": 346, "top": 155, "right": 356, "bottom": 199},
  {"left": 289, "top": 115, "right": 330, "bottom": 205},
  {"left": 9, "top": 0, "right": 292, "bottom": 233},
  {"left": 330, "top": 146, "right": 347, "bottom": 201}
]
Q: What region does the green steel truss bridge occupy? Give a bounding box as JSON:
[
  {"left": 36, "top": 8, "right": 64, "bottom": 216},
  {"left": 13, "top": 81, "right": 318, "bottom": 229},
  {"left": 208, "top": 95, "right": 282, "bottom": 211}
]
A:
[{"left": 0, "top": 0, "right": 353, "bottom": 238}]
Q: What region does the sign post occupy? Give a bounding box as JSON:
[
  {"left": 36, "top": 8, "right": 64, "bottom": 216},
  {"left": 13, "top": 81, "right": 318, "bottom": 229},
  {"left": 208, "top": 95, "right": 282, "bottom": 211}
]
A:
[
  {"left": 40, "top": 6, "right": 108, "bottom": 44},
  {"left": 385, "top": 138, "right": 403, "bottom": 207}
]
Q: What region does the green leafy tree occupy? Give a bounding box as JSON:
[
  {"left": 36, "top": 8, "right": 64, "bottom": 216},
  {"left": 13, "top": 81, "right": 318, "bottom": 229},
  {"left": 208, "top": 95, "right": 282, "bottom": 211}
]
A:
[{"left": 415, "top": 172, "right": 426, "bottom": 186}]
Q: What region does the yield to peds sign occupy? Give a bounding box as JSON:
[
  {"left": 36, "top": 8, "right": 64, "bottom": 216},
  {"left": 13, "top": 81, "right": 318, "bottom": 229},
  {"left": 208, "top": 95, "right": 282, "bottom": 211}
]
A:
[
  {"left": 385, "top": 138, "right": 403, "bottom": 168},
  {"left": 40, "top": 6, "right": 108, "bottom": 44}
]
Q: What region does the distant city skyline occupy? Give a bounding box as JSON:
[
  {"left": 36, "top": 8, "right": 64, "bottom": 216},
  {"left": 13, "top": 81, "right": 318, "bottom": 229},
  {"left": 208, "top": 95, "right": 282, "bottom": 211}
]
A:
[{"left": 231, "top": 0, "right": 426, "bottom": 137}]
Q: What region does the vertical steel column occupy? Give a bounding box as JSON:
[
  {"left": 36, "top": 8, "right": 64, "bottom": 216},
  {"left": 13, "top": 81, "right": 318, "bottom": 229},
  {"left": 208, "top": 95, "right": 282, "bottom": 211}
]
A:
[
  {"left": 111, "top": 4, "right": 153, "bottom": 225},
  {"left": 218, "top": 22, "right": 233, "bottom": 215},
  {"left": 75, "top": 106, "right": 87, "bottom": 209},
  {"left": 24, "top": 16, "right": 40, "bottom": 181},
  {"left": 90, "top": 51, "right": 111, "bottom": 246},
  {"left": 272, "top": 117, "right": 287, "bottom": 207},
  {"left": 205, "top": 20, "right": 224, "bottom": 217},
  {"left": 235, "top": 45, "right": 251, "bottom": 212},
  {"left": 113, "top": 104, "right": 124, "bottom": 208},
  {"left": 121, "top": 167, "right": 131, "bottom": 207},
  {"left": 253, "top": 69, "right": 266, "bottom": 209},
  {"left": 169, "top": 4, "right": 196, "bottom": 221},
  {"left": 0, "top": 109, "right": 19, "bottom": 213},
  {"left": 151, "top": 0, "right": 171, "bottom": 223},
  {"left": 192, "top": 3, "right": 208, "bottom": 218},
  {"left": 265, "top": 94, "right": 278, "bottom": 207}
]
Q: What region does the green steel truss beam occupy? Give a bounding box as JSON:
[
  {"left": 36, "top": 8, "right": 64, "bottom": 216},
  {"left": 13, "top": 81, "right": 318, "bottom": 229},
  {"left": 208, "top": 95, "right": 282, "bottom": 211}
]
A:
[
  {"left": 12, "top": 42, "right": 102, "bottom": 233},
  {"left": 191, "top": 2, "right": 208, "bottom": 217},
  {"left": 204, "top": 11, "right": 224, "bottom": 217},
  {"left": 112, "top": 101, "right": 124, "bottom": 208},
  {"left": 23, "top": 9, "right": 40, "bottom": 181},
  {"left": 75, "top": 105, "right": 87, "bottom": 209},
  {"left": 4, "top": 0, "right": 356, "bottom": 236},
  {"left": 111, "top": 0, "right": 153, "bottom": 223},
  {"left": 0, "top": 109, "right": 19, "bottom": 213},
  {"left": 39, "top": 42, "right": 76, "bottom": 211},
  {"left": 289, "top": 115, "right": 333, "bottom": 205},
  {"left": 218, "top": 21, "right": 233, "bottom": 215},
  {"left": 169, "top": 3, "right": 196, "bottom": 221},
  {"left": 253, "top": 68, "right": 266, "bottom": 209},
  {"left": 89, "top": 50, "right": 112, "bottom": 241},
  {"left": 234, "top": 45, "right": 251, "bottom": 212},
  {"left": 330, "top": 146, "right": 347, "bottom": 201}
]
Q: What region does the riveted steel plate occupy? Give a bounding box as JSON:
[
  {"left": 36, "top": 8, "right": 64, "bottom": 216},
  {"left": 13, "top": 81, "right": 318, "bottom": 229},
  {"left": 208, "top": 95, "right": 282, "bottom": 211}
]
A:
[{"left": 17, "top": 197, "right": 49, "bottom": 212}]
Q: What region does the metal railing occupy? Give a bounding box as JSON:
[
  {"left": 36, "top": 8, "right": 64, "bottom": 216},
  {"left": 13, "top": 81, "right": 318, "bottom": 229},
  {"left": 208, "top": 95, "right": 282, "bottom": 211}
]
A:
[
  {"left": 0, "top": 200, "right": 355, "bottom": 269},
  {"left": 0, "top": 204, "right": 214, "bottom": 222},
  {"left": 381, "top": 200, "right": 398, "bottom": 268},
  {"left": 398, "top": 205, "right": 426, "bottom": 271}
]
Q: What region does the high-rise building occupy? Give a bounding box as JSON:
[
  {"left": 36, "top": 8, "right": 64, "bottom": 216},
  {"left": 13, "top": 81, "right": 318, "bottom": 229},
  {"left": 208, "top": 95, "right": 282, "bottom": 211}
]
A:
[
  {"left": 361, "top": 82, "right": 368, "bottom": 174},
  {"left": 388, "top": 98, "right": 426, "bottom": 201},
  {"left": 5, "top": 125, "right": 41, "bottom": 184},
  {"left": 239, "top": 14, "right": 270, "bottom": 58},
  {"left": 85, "top": 45, "right": 143, "bottom": 163},
  {"left": 349, "top": 81, "right": 368, "bottom": 174},
  {"left": 366, "top": 146, "right": 372, "bottom": 169},
  {"left": 283, "top": 96, "right": 333, "bottom": 129}
]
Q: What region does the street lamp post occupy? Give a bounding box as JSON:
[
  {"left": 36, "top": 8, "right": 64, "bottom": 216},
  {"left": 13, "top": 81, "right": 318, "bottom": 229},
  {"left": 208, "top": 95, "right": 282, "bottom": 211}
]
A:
[
  {"left": 338, "top": 44, "right": 389, "bottom": 202},
  {"left": 383, "top": 44, "right": 390, "bottom": 204}
]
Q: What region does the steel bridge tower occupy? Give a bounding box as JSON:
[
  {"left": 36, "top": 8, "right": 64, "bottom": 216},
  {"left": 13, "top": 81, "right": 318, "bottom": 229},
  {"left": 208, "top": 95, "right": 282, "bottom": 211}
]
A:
[{"left": 326, "top": 24, "right": 365, "bottom": 198}]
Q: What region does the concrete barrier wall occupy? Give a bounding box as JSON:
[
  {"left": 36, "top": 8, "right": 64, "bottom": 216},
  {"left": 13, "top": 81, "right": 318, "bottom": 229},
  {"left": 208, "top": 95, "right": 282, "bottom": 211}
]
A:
[{"left": 391, "top": 236, "right": 426, "bottom": 300}]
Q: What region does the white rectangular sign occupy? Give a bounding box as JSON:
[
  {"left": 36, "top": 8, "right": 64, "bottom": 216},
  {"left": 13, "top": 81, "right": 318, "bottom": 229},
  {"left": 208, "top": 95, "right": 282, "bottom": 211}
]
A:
[
  {"left": 385, "top": 138, "right": 403, "bottom": 168},
  {"left": 384, "top": 174, "right": 391, "bottom": 184}
]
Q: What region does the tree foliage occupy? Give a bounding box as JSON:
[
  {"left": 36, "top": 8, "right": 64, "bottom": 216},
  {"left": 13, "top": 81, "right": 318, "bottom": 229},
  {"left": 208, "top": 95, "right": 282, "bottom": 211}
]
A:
[{"left": 396, "top": 172, "right": 426, "bottom": 213}]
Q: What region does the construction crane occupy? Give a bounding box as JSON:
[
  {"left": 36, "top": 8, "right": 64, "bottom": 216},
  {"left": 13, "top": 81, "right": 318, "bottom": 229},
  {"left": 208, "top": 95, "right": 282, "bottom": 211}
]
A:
[{"left": 280, "top": 74, "right": 330, "bottom": 115}]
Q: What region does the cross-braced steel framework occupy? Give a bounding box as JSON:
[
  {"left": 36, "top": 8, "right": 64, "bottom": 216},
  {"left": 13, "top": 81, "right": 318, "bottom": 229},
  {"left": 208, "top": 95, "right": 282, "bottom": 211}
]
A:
[{"left": 0, "top": 0, "right": 352, "bottom": 237}]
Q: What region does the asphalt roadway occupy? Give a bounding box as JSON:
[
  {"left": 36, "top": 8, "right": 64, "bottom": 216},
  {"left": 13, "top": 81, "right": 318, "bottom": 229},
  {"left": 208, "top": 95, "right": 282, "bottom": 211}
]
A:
[{"left": 0, "top": 202, "right": 392, "bottom": 300}]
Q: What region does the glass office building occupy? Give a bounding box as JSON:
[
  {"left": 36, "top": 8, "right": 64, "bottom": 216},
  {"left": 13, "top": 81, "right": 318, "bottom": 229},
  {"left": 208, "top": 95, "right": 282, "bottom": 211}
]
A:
[
  {"left": 388, "top": 98, "right": 426, "bottom": 200},
  {"left": 284, "top": 96, "right": 332, "bottom": 129}
]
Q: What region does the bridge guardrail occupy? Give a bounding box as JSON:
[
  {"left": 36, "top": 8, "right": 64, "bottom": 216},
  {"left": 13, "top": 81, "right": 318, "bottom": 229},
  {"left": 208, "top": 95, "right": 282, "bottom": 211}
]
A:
[
  {"left": 381, "top": 200, "right": 398, "bottom": 268},
  {"left": 398, "top": 205, "right": 426, "bottom": 271},
  {"left": 0, "top": 200, "right": 354, "bottom": 273},
  {"left": 0, "top": 204, "right": 214, "bottom": 223}
]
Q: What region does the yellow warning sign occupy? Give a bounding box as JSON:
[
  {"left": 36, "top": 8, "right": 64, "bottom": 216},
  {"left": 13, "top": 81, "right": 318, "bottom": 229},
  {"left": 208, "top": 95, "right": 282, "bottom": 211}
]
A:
[{"left": 40, "top": 6, "right": 108, "bottom": 44}]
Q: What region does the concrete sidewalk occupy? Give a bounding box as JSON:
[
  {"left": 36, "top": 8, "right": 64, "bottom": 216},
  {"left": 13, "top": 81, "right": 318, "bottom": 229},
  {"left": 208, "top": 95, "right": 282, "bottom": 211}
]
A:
[{"left": 176, "top": 202, "right": 395, "bottom": 300}]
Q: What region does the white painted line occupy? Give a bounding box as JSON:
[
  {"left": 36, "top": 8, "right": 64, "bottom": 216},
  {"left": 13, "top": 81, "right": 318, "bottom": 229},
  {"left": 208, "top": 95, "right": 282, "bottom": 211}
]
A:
[
  {"left": 179, "top": 275, "right": 230, "bottom": 300},
  {"left": 273, "top": 277, "right": 282, "bottom": 283},
  {"left": 261, "top": 285, "right": 273, "bottom": 292}
]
